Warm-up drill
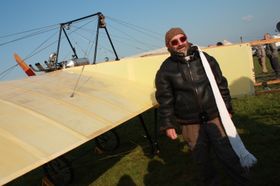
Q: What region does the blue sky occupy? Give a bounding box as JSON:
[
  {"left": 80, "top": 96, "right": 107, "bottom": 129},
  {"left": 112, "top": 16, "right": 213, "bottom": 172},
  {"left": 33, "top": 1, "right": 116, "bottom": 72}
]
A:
[{"left": 0, "top": 0, "right": 280, "bottom": 80}]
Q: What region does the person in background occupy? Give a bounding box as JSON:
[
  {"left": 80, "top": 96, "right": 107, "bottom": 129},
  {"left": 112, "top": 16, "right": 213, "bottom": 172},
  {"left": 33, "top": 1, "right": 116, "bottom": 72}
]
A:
[
  {"left": 155, "top": 27, "right": 249, "bottom": 186},
  {"left": 256, "top": 45, "right": 268, "bottom": 73},
  {"left": 264, "top": 33, "right": 280, "bottom": 79},
  {"left": 216, "top": 41, "right": 224, "bottom": 46}
]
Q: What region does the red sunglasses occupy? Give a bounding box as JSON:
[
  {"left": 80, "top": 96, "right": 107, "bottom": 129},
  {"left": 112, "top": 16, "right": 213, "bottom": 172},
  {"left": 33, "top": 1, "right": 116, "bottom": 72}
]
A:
[{"left": 170, "top": 36, "right": 187, "bottom": 46}]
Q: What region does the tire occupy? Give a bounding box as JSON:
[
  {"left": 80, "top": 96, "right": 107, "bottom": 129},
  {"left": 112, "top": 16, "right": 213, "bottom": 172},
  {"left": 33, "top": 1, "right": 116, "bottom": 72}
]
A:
[
  {"left": 95, "top": 130, "right": 120, "bottom": 152},
  {"left": 44, "top": 156, "right": 73, "bottom": 186}
]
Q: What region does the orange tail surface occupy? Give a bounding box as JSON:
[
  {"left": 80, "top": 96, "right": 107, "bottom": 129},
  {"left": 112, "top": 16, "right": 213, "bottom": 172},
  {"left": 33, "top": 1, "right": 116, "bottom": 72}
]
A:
[{"left": 14, "top": 53, "right": 36, "bottom": 76}]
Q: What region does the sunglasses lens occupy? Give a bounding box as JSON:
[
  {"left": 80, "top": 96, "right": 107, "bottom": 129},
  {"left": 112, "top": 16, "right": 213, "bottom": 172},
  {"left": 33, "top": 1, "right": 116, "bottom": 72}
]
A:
[
  {"left": 170, "top": 36, "right": 187, "bottom": 46},
  {"left": 171, "top": 40, "right": 179, "bottom": 46},
  {"left": 180, "top": 36, "right": 186, "bottom": 42}
]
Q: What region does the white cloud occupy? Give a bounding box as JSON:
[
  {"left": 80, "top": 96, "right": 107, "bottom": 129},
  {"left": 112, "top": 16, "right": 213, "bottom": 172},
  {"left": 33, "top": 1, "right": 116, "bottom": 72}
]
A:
[{"left": 242, "top": 15, "right": 254, "bottom": 22}]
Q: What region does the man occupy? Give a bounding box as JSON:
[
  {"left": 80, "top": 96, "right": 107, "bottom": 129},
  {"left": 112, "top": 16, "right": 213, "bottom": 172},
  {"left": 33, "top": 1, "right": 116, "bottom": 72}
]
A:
[
  {"left": 155, "top": 27, "right": 249, "bottom": 185},
  {"left": 264, "top": 33, "right": 280, "bottom": 79},
  {"left": 256, "top": 45, "right": 268, "bottom": 73}
]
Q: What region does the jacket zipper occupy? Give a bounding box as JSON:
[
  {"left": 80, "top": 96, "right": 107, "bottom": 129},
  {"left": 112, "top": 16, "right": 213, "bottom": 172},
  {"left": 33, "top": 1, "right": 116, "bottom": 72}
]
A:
[{"left": 186, "top": 61, "right": 204, "bottom": 114}]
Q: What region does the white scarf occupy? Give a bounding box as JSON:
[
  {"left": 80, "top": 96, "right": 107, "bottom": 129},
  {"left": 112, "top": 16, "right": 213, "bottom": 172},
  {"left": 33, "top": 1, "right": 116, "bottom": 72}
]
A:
[{"left": 196, "top": 46, "right": 257, "bottom": 168}]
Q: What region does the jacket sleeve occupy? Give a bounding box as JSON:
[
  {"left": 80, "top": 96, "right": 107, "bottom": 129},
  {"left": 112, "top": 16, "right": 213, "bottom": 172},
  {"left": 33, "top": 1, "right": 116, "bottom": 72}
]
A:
[
  {"left": 155, "top": 68, "right": 177, "bottom": 131},
  {"left": 206, "top": 53, "right": 233, "bottom": 114}
]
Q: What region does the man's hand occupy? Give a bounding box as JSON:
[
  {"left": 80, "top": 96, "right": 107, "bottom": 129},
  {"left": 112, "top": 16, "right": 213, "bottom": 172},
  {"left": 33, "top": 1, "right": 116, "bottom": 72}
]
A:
[{"left": 166, "top": 128, "right": 177, "bottom": 140}]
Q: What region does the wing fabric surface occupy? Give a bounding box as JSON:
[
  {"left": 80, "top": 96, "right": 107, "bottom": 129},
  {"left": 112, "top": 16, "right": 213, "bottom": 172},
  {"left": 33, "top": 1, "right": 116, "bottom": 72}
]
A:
[{"left": 0, "top": 55, "right": 165, "bottom": 185}]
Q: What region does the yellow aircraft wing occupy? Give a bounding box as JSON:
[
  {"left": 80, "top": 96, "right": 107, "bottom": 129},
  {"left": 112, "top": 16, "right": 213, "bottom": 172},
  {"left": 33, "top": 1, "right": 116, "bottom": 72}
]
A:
[
  {"left": 0, "top": 43, "right": 255, "bottom": 184},
  {"left": 0, "top": 55, "right": 165, "bottom": 185}
]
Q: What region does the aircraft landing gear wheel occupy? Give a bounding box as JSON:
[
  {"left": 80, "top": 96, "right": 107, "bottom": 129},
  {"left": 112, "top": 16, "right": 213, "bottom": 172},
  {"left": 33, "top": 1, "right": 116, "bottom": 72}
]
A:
[
  {"left": 44, "top": 156, "right": 73, "bottom": 185},
  {"left": 95, "top": 130, "right": 120, "bottom": 153}
]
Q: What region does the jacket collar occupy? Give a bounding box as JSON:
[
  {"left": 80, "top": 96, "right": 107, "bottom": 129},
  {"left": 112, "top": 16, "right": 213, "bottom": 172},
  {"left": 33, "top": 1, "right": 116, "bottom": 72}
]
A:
[{"left": 169, "top": 45, "right": 199, "bottom": 63}]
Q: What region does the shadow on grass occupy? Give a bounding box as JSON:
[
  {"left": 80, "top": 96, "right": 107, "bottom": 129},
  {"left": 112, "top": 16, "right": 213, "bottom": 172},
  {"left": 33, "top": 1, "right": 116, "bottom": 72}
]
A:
[
  {"left": 141, "top": 106, "right": 280, "bottom": 186},
  {"left": 143, "top": 135, "right": 196, "bottom": 186},
  {"left": 232, "top": 114, "right": 280, "bottom": 186},
  {"left": 66, "top": 113, "right": 160, "bottom": 186},
  {"left": 117, "top": 174, "right": 137, "bottom": 186}
]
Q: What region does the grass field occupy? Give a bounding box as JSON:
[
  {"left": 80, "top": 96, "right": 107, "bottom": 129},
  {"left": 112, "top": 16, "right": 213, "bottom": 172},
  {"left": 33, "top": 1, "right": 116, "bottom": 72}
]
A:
[{"left": 6, "top": 56, "right": 280, "bottom": 186}]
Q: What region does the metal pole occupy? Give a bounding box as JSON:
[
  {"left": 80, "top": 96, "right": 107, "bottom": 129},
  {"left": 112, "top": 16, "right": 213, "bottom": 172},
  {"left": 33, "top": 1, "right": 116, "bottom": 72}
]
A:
[
  {"left": 62, "top": 27, "right": 78, "bottom": 58},
  {"left": 104, "top": 27, "right": 119, "bottom": 61},
  {"left": 55, "top": 25, "right": 63, "bottom": 66},
  {"left": 138, "top": 114, "right": 156, "bottom": 156},
  {"left": 61, "top": 12, "right": 102, "bottom": 26},
  {"left": 92, "top": 21, "right": 100, "bottom": 64},
  {"left": 154, "top": 108, "right": 160, "bottom": 154}
]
